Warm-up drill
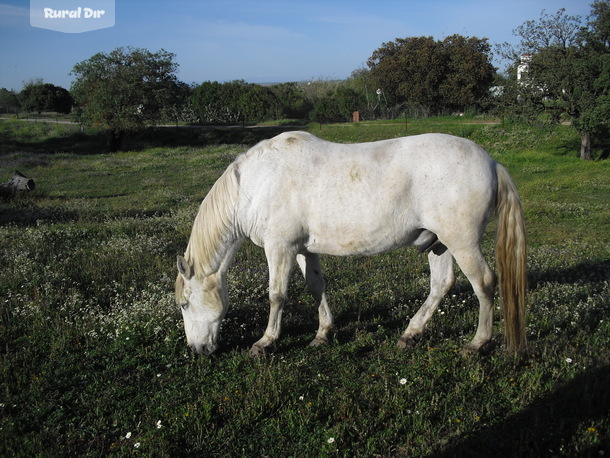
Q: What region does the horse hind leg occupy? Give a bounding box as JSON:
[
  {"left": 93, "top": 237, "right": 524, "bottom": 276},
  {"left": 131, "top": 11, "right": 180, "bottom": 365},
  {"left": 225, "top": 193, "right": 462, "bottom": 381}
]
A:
[
  {"left": 451, "top": 246, "right": 496, "bottom": 353},
  {"left": 296, "top": 253, "right": 333, "bottom": 347},
  {"left": 398, "top": 247, "right": 455, "bottom": 349}
]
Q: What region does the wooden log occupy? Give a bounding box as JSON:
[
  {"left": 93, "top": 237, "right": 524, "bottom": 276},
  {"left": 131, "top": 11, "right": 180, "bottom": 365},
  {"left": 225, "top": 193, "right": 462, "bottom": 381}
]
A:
[{"left": 0, "top": 171, "right": 36, "bottom": 199}]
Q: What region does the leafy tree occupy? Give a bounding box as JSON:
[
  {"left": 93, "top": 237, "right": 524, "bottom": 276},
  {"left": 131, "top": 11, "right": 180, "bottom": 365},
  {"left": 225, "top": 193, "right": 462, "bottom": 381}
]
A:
[
  {"left": 310, "top": 86, "right": 366, "bottom": 122},
  {"left": 18, "top": 82, "right": 73, "bottom": 114},
  {"left": 191, "top": 81, "right": 279, "bottom": 124},
  {"left": 367, "top": 35, "right": 495, "bottom": 115},
  {"left": 270, "top": 82, "right": 312, "bottom": 119},
  {"left": 497, "top": 4, "right": 610, "bottom": 160},
  {"left": 238, "top": 83, "right": 278, "bottom": 122},
  {"left": 161, "top": 81, "right": 194, "bottom": 126},
  {"left": 191, "top": 81, "right": 227, "bottom": 124},
  {"left": 71, "top": 47, "right": 182, "bottom": 151},
  {"left": 0, "top": 88, "right": 19, "bottom": 115},
  {"left": 439, "top": 35, "right": 497, "bottom": 112}
]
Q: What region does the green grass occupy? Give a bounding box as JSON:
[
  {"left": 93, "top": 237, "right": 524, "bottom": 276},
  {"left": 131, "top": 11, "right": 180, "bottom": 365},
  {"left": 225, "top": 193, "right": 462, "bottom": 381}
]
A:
[{"left": 1, "top": 118, "right": 609, "bottom": 456}]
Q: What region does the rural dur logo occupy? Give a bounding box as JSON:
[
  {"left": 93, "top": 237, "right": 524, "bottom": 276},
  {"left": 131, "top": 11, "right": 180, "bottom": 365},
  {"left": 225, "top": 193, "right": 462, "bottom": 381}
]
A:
[{"left": 30, "top": 0, "right": 115, "bottom": 33}]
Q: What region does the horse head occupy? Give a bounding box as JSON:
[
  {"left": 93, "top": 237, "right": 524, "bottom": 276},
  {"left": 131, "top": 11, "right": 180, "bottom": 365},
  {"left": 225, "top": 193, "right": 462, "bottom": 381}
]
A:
[{"left": 175, "top": 255, "right": 227, "bottom": 355}]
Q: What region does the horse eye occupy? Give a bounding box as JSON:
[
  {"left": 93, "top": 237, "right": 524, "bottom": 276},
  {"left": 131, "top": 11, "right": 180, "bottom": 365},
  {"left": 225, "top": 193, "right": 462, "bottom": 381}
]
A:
[{"left": 180, "top": 301, "right": 189, "bottom": 310}]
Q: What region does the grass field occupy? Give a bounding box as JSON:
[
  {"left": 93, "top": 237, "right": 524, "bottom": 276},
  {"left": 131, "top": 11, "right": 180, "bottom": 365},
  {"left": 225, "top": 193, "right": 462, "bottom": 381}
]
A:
[{"left": 1, "top": 118, "right": 609, "bottom": 456}]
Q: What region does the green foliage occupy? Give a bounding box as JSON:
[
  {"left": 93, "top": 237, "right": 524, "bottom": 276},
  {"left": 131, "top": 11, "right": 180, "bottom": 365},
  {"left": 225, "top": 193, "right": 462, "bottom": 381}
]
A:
[
  {"left": 1, "top": 119, "right": 609, "bottom": 456},
  {"left": 367, "top": 35, "right": 496, "bottom": 115},
  {"left": 191, "top": 80, "right": 280, "bottom": 124},
  {"left": 496, "top": 4, "right": 610, "bottom": 159},
  {"left": 71, "top": 47, "right": 184, "bottom": 150},
  {"left": 0, "top": 88, "right": 20, "bottom": 115},
  {"left": 270, "top": 82, "right": 312, "bottom": 119},
  {"left": 18, "top": 82, "right": 73, "bottom": 114},
  {"left": 310, "top": 86, "right": 366, "bottom": 122}
]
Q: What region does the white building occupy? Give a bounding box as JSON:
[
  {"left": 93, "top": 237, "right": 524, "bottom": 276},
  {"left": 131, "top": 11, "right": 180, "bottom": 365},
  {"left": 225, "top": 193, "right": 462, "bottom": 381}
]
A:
[{"left": 517, "top": 54, "right": 532, "bottom": 82}]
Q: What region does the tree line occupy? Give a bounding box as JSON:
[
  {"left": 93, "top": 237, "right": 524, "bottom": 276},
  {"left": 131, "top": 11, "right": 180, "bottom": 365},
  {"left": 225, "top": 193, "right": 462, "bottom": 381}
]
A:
[{"left": 1, "top": 1, "right": 607, "bottom": 158}]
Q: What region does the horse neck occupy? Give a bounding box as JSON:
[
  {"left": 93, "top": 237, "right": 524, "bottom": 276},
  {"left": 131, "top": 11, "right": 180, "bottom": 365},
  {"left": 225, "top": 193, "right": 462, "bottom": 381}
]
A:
[
  {"left": 185, "top": 221, "right": 239, "bottom": 279},
  {"left": 185, "top": 163, "right": 242, "bottom": 278}
]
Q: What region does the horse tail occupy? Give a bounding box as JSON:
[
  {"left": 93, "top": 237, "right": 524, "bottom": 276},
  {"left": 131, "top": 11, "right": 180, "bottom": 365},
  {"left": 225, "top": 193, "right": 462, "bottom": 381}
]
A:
[{"left": 495, "top": 163, "right": 527, "bottom": 355}]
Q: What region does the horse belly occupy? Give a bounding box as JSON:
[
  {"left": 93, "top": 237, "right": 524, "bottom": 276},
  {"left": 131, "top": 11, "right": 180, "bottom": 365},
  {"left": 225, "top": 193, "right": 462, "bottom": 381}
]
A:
[
  {"left": 302, "top": 202, "right": 417, "bottom": 256},
  {"left": 304, "top": 232, "right": 408, "bottom": 256}
]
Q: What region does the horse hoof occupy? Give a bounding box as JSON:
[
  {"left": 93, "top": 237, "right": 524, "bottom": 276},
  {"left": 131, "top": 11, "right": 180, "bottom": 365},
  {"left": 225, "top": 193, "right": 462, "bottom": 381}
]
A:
[
  {"left": 477, "top": 340, "right": 496, "bottom": 356},
  {"left": 397, "top": 336, "right": 417, "bottom": 350},
  {"left": 462, "top": 340, "right": 496, "bottom": 356},
  {"left": 309, "top": 337, "right": 329, "bottom": 347},
  {"left": 248, "top": 345, "right": 267, "bottom": 358}
]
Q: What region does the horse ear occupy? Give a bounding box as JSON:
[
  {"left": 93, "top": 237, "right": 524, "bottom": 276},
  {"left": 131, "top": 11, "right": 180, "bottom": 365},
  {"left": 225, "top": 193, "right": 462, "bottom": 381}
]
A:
[{"left": 177, "top": 255, "right": 193, "bottom": 280}]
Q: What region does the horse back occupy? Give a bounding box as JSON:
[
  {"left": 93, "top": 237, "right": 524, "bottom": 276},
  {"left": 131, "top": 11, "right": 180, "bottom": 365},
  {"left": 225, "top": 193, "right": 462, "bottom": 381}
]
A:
[{"left": 235, "top": 132, "right": 497, "bottom": 255}]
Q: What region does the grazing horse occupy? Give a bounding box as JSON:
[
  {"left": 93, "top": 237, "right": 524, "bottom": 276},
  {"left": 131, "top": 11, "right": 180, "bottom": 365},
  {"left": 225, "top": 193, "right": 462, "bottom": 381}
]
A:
[{"left": 175, "top": 132, "right": 527, "bottom": 357}]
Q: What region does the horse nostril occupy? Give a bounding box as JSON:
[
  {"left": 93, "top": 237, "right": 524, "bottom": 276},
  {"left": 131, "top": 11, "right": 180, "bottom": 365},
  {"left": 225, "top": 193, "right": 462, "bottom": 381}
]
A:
[
  {"left": 189, "top": 343, "right": 205, "bottom": 356},
  {"left": 204, "top": 344, "right": 219, "bottom": 355}
]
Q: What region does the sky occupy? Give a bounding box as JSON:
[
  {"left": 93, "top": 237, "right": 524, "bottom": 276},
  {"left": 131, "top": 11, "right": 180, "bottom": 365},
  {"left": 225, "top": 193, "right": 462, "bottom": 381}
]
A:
[{"left": 0, "top": 0, "right": 593, "bottom": 91}]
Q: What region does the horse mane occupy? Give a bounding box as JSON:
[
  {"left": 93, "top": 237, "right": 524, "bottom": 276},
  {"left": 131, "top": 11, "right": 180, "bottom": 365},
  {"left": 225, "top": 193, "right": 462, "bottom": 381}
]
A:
[
  {"left": 185, "top": 161, "right": 241, "bottom": 278},
  {"left": 183, "top": 131, "right": 314, "bottom": 278}
]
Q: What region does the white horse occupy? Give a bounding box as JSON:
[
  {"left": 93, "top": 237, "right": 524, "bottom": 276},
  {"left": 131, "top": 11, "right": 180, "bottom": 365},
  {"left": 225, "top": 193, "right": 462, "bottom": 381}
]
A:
[{"left": 176, "top": 131, "right": 527, "bottom": 357}]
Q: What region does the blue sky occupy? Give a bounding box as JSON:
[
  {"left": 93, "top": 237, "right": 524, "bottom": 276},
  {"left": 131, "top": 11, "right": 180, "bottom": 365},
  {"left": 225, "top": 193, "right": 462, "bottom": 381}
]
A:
[{"left": 0, "top": 0, "right": 593, "bottom": 91}]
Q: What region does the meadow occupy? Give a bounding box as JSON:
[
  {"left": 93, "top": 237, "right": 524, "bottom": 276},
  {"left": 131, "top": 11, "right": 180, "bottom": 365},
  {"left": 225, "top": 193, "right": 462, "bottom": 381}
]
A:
[{"left": 0, "top": 118, "right": 609, "bottom": 456}]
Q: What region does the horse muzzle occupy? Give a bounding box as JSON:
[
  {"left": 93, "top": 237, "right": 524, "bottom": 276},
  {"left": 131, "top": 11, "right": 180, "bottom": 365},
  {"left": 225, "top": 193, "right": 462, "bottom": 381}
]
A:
[{"left": 189, "top": 342, "right": 218, "bottom": 356}]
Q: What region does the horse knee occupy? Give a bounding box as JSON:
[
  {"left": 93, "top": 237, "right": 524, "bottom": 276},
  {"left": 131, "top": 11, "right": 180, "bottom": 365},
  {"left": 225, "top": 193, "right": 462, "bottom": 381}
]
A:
[{"left": 268, "top": 291, "right": 286, "bottom": 306}]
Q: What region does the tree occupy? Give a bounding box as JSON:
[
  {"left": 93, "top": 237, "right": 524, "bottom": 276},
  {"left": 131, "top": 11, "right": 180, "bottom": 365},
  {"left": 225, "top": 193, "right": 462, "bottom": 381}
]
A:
[
  {"left": 270, "top": 82, "right": 312, "bottom": 119},
  {"left": 237, "top": 83, "right": 278, "bottom": 123},
  {"left": 310, "top": 86, "right": 366, "bottom": 122},
  {"left": 367, "top": 35, "right": 495, "bottom": 115},
  {"left": 191, "top": 81, "right": 279, "bottom": 124},
  {"left": 160, "top": 81, "right": 194, "bottom": 126},
  {"left": 497, "top": 4, "right": 610, "bottom": 160},
  {"left": 0, "top": 88, "right": 19, "bottom": 115},
  {"left": 18, "top": 82, "right": 73, "bottom": 114},
  {"left": 191, "top": 81, "right": 227, "bottom": 124},
  {"left": 71, "top": 47, "right": 182, "bottom": 151},
  {"left": 439, "top": 35, "right": 497, "bottom": 112}
]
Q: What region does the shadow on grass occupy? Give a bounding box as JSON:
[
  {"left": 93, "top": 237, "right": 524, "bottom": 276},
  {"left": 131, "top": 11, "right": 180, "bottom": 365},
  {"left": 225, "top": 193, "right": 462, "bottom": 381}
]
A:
[
  {"left": 431, "top": 364, "right": 610, "bottom": 457},
  {"left": 0, "top": 205, "right": 76, "bottom": 226},
  {"left": 214, "top": 256, "right": 610, "bottom": 357},
  {"left": 555, "top": 128, "right": 610, "bottom": 160},
  {"left": 530, "top": 259, "right": 610, "bottom": 288},
  {"left": 0, "top": 124, "right": 306, "bottom": 155}
]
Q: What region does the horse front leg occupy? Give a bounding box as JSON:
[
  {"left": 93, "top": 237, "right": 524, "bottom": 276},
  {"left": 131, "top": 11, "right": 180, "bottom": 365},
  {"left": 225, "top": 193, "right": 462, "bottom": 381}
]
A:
[
  {"left": 296, "top": 253, "right": 333, "bottom": 347},
  {"left": 398, "top": 247, "right": 455, "bottom": 349},
  {"left": 249, "top": 246, "right": 295, "bottom": 357}
]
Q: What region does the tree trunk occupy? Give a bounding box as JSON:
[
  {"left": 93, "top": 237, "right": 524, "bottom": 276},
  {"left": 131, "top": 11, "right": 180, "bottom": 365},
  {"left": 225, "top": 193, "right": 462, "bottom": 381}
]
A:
[
  {"left": 0, "top": 171, "right": 35, "bottom": 200},
  {"left": 580, "top": 131, "right": 592, "bottom": 160}
]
